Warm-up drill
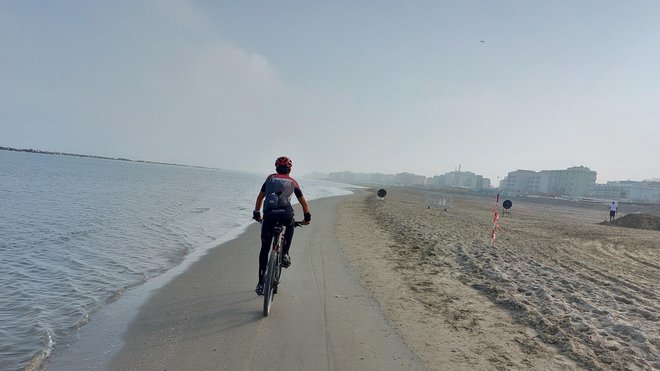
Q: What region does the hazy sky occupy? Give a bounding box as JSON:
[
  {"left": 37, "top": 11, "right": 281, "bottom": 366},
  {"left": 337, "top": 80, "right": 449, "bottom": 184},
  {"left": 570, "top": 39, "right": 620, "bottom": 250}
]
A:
[{"left": 2, "top": 1, "right": 659, "bottom": 183}]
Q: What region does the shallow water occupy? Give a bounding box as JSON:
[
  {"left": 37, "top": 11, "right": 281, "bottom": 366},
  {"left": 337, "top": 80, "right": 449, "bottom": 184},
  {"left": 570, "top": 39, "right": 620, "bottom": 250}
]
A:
[{"left": 0, "top": 150, "right": 352, "bottom": 371}]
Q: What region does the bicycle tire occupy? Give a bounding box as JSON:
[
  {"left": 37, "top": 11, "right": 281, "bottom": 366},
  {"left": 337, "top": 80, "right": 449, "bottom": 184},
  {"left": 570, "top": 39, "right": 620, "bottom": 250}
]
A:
[{"left": 263, "top": 249, "right": 278, "bottom": 316}]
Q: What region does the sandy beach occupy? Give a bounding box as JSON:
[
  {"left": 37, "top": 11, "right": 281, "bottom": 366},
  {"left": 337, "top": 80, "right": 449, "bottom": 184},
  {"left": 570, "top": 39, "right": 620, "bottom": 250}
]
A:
[
  {"left": 337, "top": 188, "right": 659, "bottom": 370},
  {"left": 49, "top": 195, "right": 423, "bottom": 371},
  {"left": 47, "top": 188, "right": 659, "bottom": 370}
]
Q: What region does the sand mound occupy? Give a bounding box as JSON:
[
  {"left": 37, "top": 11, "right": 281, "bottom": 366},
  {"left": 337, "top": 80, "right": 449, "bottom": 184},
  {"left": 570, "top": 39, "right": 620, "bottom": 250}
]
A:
[{"left": 602, "top": 213, "right": 660, "bottom": 231}]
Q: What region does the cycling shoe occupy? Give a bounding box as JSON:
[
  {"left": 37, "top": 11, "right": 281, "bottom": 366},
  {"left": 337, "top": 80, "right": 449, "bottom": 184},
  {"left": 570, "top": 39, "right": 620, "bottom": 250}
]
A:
[{"left": 282, "top": 254, "right": 291, "bottom": 268}]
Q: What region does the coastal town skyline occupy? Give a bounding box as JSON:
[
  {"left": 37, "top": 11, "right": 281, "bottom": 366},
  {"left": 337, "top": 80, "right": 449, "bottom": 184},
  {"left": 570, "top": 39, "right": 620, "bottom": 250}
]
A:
[{"left": 4, "top": 146, "right": 658, "bottom": 192}]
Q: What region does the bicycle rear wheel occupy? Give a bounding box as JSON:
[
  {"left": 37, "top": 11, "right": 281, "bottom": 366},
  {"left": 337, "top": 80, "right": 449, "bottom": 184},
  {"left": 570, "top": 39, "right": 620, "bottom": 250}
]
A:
[{"left": 263, "top": 249, "right": 278, "bottom": 316}]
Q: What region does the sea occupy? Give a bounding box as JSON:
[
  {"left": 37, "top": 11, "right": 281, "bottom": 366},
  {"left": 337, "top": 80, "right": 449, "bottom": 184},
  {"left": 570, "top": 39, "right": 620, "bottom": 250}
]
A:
[{"left": 0, "top": 150, "right": 355, "bottom": 371}]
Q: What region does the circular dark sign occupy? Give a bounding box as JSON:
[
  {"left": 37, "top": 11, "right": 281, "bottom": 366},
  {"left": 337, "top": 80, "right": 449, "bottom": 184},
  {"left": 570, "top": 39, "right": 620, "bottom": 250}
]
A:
[
  {"left": 503, "top": 200, "right": 513, "bottom": 209},
  {"left": 377, "top": 189, "right": 387, "bottom": 198}
]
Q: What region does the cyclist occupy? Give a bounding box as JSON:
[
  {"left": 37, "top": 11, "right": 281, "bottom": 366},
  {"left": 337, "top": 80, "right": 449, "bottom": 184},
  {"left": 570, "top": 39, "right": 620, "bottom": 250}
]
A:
[{"left": 252, "top": 156, "right": 311, "bottom": 295}]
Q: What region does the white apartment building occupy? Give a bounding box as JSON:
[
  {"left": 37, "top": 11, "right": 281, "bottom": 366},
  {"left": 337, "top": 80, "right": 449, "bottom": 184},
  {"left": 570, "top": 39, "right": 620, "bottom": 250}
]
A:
[{"left": 501, "top": 166, "right": 597, "bottom": 197}]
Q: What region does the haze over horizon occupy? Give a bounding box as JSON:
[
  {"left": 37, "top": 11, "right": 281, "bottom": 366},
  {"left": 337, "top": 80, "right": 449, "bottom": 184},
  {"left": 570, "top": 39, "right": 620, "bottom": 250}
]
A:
[{"left": 2, "top": 1, "right": 659, "bottom": 183}]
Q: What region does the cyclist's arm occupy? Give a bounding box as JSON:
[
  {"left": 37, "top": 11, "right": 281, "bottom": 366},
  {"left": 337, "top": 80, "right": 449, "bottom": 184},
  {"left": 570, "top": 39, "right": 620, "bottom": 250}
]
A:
[
  {"left": 255, "top": 191, "right": 266, "bottom": 211},
  {"left": 298, "top": 195, "right": 310, "bottom": 215},
  {"left": 297, "top": 194, "right": 311, "bottom": 224},
  {"left": 293, "top": 186, "right": 310, "bottom": 215}
]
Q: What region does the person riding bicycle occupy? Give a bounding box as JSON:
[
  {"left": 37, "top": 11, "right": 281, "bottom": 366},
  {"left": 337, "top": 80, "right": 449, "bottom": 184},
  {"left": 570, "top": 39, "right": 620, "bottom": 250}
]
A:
[{"left": 252, "top": 156, "right": 311, "bottom": 296}]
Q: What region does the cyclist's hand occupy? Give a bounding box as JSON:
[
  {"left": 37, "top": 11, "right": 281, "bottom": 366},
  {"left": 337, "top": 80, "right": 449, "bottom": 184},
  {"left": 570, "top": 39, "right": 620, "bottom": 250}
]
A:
[
  {"left": 303, "top": 212, "right": 311, "bottom": 225},
  {"left": 253, "top": 210, "right": 262, "bottom": 222}
]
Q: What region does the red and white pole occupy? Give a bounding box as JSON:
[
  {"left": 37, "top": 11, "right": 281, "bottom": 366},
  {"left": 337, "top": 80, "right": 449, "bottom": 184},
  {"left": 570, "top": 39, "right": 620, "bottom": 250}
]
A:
[{"left": 491, "top": 193, "right": 500, "bottom": 247}]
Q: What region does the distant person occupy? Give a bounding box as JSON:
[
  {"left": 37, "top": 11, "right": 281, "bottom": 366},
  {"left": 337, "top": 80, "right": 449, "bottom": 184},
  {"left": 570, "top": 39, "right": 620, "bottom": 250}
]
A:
[
  {"left": 609, "top": 201, "right": 618, "bottom": 222},
  {"left": 252, "top": 156, "right": 311, "bottom": 296}
]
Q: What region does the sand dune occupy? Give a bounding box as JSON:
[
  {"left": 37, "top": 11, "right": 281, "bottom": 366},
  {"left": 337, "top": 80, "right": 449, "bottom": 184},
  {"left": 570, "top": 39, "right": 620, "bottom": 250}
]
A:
[{"left": 336, "top": 188, "right": 659, "bottom": 370}]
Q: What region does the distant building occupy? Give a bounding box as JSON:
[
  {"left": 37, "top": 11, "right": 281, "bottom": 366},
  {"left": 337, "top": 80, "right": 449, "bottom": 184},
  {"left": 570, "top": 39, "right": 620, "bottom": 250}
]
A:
[
  {"left": 501, "top": 166, "right": 597, "bottom": 197},
  {"left": 499, "top": 170, "right": 537, "bottom": 193},
  {"left": 431, "top": 170, "right": 491, "bottom": 191},
  {"left": 547, "top": 166, "right": 597, "bottom": 197},
  {"left": 328, "top": 171, "right": 400, "bottom": 185},
  {"left": 587, "top": 180, "right": 660, "bottom": 203},
  {"left": 327, "top": 168, "right": 490, "bottom": 191},
  {"left": 395, "top": 172, "right": 426, "bottom": 186}
]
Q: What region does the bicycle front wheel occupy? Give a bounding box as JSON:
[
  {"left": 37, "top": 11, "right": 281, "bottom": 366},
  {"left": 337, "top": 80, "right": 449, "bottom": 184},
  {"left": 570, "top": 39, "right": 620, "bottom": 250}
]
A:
[{"left": 263, "top": 249, "right": 278, "bottom": 316}]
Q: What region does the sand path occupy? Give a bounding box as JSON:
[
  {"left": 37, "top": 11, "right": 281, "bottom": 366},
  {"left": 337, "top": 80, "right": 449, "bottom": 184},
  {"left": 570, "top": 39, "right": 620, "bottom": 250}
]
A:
[{"left": 99, "top": 195, "right": 422, "bottom": 370}]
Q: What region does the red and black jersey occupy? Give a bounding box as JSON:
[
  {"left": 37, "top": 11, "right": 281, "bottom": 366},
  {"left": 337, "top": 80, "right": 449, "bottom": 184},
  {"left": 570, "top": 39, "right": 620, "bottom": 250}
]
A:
[{"left": 260, "top": 173, "right": 303, "bottom": 212}]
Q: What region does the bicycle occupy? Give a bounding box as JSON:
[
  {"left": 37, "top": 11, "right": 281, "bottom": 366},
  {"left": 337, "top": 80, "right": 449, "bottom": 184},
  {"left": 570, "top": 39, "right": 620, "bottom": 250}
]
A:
[{"left": 263, "top": 220, "right": 303, "bottom": 316}]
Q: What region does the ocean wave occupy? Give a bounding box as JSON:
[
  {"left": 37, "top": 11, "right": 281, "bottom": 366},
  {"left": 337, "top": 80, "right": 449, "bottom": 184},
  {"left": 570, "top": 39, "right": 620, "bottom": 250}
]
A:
[
  {"left": 191, "top": 207, "right": 210, "bottom": 213},
  {"left": 22, "top": 330, "right": 53, "bottom": 371},
  {"left": 105, "top": 288, "right": 125, "bottom": 304},
  {"left": 72, "top": 311, "right": 90, "bottom": 330}
]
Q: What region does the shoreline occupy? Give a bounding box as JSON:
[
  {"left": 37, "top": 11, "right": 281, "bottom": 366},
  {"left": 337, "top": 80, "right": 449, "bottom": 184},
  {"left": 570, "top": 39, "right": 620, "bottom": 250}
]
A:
[
  {"left": 90, "top": 193, "right": 420, "bottom": 370},
  {"left": 45, "top": 221, "right": 264, "bottom": 370},
  {"left": 46, "top": 194, "right": 422, "bottom": 371},
  {"left": 45, "top": 188, "right": 659, "bottom": 370},
  {"left": 44, "top": 191, "right": 355, "bottom": 370}
]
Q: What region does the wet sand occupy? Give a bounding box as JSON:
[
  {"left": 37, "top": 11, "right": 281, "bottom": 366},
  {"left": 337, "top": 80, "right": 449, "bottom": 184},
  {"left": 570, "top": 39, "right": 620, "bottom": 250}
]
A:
[{"left": 336, "top": 188, "right": 659, "bottom": 370}]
